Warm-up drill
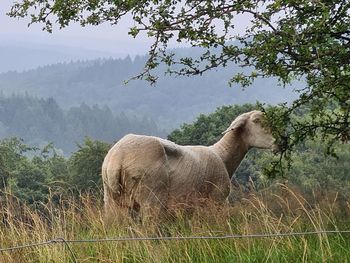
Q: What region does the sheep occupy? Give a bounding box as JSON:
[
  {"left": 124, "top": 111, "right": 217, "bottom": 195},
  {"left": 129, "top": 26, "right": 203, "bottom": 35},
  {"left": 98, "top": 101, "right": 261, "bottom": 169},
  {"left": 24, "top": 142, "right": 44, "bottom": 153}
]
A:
[{"left": 102, "top": 110, "right": 279, "bottom": 221}]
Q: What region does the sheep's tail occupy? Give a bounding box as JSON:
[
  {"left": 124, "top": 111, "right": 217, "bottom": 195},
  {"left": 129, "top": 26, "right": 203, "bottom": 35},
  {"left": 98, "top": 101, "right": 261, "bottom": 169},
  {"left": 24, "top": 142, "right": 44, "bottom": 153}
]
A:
[{"left": 102, "top": 163, "right": 124, "bottom": 213}]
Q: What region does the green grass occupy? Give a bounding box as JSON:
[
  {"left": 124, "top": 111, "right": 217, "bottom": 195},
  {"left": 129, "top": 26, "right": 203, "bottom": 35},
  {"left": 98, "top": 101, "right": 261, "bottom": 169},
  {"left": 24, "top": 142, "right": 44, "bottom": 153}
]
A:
[{"left": 1, "top": 184, "right": 350, "bottom": 262}]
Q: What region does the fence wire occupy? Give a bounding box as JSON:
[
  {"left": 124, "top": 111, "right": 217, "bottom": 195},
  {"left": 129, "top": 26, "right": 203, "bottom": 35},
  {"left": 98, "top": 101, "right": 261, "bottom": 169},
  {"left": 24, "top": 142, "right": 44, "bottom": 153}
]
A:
[{"left": 1, "top": 230, "right": 350, "bottom": 254}]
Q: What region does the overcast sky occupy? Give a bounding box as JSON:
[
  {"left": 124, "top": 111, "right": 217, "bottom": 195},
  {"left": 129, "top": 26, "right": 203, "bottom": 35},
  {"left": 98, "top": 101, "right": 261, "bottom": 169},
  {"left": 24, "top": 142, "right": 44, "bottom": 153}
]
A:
[
  {"left": 0, "top": 1, "right": 156, "bottom": 56},
  {"left": 1, "top": 1, "right": 252, "bottom": 71}
]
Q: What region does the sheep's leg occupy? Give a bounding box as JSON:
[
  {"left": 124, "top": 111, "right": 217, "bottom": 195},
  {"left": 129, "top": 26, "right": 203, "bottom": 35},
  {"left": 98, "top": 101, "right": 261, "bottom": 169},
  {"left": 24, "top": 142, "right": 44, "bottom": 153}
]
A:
[
  {"left": 207, "top": 179, "right": 231, "bottom": 204},
  {"left": 133, "top": 165, "right": 170, "bottom": 222},
  {"left": 128, "top": 201, "right": 141, "bottom": 223},
  {"left": 137, "top": 197, "right": 168, "bottom": 223},
  {"left": 103, "top": 177, "right": 130, "bottom": 225},
  {"left": 103, "top": 183, "right": 119, "bottom": 225}
]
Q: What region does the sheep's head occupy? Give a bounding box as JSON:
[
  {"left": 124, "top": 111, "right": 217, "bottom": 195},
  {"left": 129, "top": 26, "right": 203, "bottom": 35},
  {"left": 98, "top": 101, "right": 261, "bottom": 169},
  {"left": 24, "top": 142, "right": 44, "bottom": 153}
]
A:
[{"left": 223, "top": 110, "right": 280, "bottom": 152}]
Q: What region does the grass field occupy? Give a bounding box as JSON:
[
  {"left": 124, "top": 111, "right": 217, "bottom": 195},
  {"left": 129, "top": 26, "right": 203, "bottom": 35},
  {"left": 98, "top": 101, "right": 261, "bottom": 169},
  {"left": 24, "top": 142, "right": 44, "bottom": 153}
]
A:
[{"left": 1, "top": 184, "right": 350, "bottom": 262}]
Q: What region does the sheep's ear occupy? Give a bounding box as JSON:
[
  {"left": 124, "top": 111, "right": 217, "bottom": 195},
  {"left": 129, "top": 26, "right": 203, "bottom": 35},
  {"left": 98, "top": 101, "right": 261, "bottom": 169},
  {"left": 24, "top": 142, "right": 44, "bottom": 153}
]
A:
[{"left": 222, "top": 115, "right": 248, "bottom": 134}]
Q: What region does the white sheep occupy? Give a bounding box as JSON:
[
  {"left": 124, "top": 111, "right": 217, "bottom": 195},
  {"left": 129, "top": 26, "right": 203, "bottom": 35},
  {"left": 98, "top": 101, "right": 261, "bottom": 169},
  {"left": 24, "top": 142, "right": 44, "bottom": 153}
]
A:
[{"left": 102, "top": 110, "right": 279, "bottom": 221}]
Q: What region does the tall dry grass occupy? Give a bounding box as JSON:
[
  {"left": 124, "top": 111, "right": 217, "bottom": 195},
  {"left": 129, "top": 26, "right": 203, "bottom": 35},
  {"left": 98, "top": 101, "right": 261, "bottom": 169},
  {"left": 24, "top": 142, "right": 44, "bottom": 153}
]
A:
[{"left": 1, "top": 184, "right": 350, "bottom": 263}]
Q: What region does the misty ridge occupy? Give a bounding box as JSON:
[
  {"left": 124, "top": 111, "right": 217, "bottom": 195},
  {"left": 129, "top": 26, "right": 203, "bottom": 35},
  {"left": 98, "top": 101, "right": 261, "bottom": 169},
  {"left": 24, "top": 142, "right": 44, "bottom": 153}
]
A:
[
  {"left": 0, "top": 94, "right": 164, "bottom": 154},
  {"left": 0, "top": 46, "right": 299, "bottom": 154}
]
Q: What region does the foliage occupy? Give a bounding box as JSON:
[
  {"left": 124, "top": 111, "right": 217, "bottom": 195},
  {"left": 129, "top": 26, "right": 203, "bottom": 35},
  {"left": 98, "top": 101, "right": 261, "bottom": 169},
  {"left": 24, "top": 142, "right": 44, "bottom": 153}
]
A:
[
  {"left": 0, "top": 137, "right": 34, "bottom": 190},
  {"left": 169, "top": 103, "right": 257, "bottom": 145},
  {"left": 68, "top": 138, "right": 110, "bottom": 194},
  {"left": 2, "top": 140, "right": 67, "bottom": 205},
  {"left": 10, "top": 159, "right": 50, "bottom": 205},
  {"left": 288, "top": 140, "right": 350, "bottom": 195},
  {"left": 8, "top": 1, "right": 350, "bottom": 160},
  {"left": 169, "top": 104, "right": 350, "bottom": 194},
  {"left": 0, "top": 137, "right": 109, "bottom": 205},
  {"left": 0, "top": 94, "right": 164, "bottom": 153},
  {"left": 1, "top": 103, "right": 349, "bottom": 205}
]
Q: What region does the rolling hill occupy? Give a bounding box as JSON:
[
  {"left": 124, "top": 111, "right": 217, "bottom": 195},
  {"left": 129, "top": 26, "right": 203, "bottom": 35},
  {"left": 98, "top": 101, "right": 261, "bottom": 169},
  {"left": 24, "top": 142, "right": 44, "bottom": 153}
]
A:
[{"left": 0, "top": 49, "right": 300, "bottom": 130}]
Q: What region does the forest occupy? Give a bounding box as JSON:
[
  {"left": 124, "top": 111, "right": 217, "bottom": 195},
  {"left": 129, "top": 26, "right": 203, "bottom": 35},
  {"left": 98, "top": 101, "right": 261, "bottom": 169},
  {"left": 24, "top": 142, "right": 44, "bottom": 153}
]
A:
[
  {"left": 0, "top": 94, "right": 164, "bottom": 153},
  {"left": 0, "top": 53, "right": 297, "bottom": 129},
  {"left": 1, "top": 103, "right": 349, "bottom": 207}
]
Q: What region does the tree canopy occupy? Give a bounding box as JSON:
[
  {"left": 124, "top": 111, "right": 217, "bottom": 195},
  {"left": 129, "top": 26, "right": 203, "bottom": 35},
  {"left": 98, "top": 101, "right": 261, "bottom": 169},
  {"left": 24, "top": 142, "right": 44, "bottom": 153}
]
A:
[
  {"left": 1, "top": 137, "right": 110, "bottom": 206},
  {"left": 0, "top": 94, "right": 164, "bottom": 153},
  {"left": 169, "top": 104, "right": 350, "bottom": 195},
  {"left": 8, "top": 0, "right": 350, "bottom": 171},
  {"left": 1, "top": 105, "right": 350, "bottom": 207}
]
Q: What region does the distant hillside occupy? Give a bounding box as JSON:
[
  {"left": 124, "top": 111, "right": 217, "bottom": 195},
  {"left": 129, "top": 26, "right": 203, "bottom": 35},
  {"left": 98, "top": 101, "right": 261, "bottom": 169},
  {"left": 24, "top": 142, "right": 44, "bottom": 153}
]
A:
[
  {"left": 0, "top": 94, "right": 165, "bottom": 154},
  {"left": 0, "top": 49, "right": 300, "bottom": 130},
  {"left": 0, "top": 43, "right": 120, "bottom": 73}
]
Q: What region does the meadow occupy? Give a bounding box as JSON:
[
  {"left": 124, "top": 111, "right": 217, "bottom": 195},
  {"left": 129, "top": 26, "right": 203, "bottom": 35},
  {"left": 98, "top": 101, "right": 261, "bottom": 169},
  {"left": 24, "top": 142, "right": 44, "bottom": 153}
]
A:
[{"left": 1, "top": 184, "right": 350, "bottom": 263}]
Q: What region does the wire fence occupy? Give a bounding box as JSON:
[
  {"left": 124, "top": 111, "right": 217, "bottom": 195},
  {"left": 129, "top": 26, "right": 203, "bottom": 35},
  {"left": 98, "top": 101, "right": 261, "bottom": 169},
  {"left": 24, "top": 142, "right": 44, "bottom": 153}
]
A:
[{"left": 1, "top": 230, "right": 350, "bottom": 254}]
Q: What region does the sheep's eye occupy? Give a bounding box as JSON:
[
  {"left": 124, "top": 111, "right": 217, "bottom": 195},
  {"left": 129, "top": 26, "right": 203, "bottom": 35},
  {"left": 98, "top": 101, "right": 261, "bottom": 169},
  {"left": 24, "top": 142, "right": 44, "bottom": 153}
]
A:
[{"left": 253, "top": 118, "right": 260, "bottom": 124}]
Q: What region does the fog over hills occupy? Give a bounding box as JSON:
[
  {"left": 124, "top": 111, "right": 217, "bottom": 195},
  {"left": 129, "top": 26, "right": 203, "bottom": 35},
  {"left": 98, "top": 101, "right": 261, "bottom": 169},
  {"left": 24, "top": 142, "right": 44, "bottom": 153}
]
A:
[
  {"left": 0, "top": 47, "right": 300, "bottom": 131},
  {"left": 0, "top": 43, "right": 121, "bottom": 73}
]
